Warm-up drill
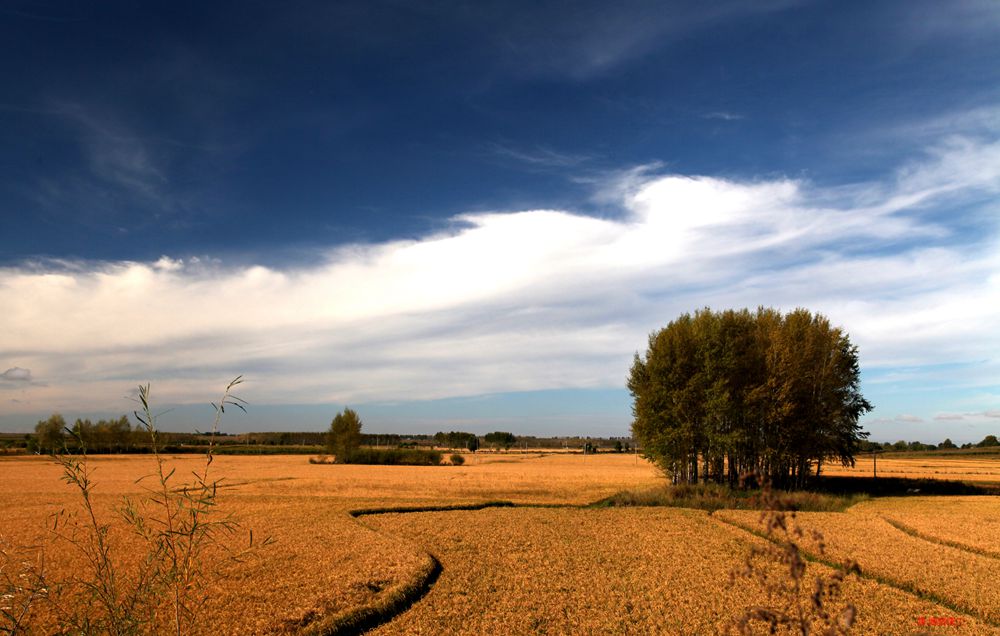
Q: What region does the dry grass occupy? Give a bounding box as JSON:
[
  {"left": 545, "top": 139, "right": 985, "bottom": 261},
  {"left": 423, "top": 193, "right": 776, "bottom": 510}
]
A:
[
  {"left": 823, "top": 455, "right": 1000, "bottom": 483},
  {"left": 854, "top": 496, "right": 1000, "bottom": 557},
  {"left": 0, "top": 452, "right": 658, "bottom": 634},
  {"left": 3, "top": 452, "right": 999, "bottom": 633},
  {"left": 363, "top": 507, "right": 997, "bottom": 635},
  {"left": 717, "top": 503, "right": 1000, "bottom": 627}
]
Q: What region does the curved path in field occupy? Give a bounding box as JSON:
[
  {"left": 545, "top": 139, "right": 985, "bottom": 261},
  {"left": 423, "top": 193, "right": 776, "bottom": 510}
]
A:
[
  {"left": 298, "top": 498, "right": 1000, "bottom": 635},
  {"left": 298, "top": 502, "right": 520, "bottom": 636}
]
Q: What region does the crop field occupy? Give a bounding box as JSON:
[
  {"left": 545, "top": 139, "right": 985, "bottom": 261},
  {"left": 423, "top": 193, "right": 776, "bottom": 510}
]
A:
[
  {"left": 2, "top": 452, "right": 999, "bottom": 634},
  {"left": 822, "top": 454, "right": 1000, "bottom": 483}
]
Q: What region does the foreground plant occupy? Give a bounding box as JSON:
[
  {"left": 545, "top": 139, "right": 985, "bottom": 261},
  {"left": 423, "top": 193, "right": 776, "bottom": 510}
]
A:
[
  {"left": 730, "top": 475, "right": 860, "bottom": 635},
  {"left": 1, "top": 376, "right": 266, "bottom": 636}
]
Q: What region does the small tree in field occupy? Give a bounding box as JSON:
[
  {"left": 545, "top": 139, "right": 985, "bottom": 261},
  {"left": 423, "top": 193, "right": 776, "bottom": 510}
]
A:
[{"left": 326, "top": 408, "right": 363, "bottom": 462}]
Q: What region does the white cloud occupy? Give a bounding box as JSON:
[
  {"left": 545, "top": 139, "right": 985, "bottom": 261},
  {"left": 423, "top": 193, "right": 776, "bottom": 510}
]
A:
[
  {"left": 1, "top": 133, "right": 999, "bottom": 415},
  {"left": 0, "top": 367, "right": 32, "bottom": 382},
  {"left": 933, "top": 413, "right": 965, "bottom": 421}
]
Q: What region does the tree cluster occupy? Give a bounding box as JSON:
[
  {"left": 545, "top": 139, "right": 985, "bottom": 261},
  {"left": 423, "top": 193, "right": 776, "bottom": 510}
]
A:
[
  {"left": 628, "top": 308, "right": 872, "bottom": 488},
  {"left": 34, "top": 414, "right": 67, "bottom": 454},
  {"left": 433, "top": 431, "right": 477, "bottom": 449},
  {"left": 484, "top": 431, "right": 516, "bottom": 449},
  {"left": 71, "top": 416, "right": 132, "bottom": 453}
]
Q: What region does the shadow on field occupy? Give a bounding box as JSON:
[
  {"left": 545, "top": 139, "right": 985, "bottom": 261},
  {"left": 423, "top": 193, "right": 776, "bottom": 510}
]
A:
[
  {"left": 593, "top": 476, "right": 1000, "bottom": 513},
  {"left": 809, "top": 475, "right": 1000, "bottom": 497}
]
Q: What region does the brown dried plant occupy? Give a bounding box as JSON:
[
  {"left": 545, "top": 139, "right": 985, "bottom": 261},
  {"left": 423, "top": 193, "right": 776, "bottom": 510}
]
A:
[{"left": 730, "top": 474, "right": 861, "bottom": 635}]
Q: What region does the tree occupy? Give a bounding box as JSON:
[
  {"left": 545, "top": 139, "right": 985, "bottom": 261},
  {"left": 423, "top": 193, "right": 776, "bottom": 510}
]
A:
[
  {"left": 484, "top": 431, "right": 516, "bottom": 450},
  {"left": 939, "top": 438, "right": 956, "bottom": 449},
  {"left": 34, "top": 414, "right": 66, "bottom": 454},
  {"left": 628, "top": 307, "right": 872, "bottom": 488},
  {"left": 106, "top": 415, "right": 132, "bottom": 452},
  {"left": 466, "top": 436, "right": 480, "bottom": 453},
  {"left": 977, "top": 434, "right": 999, "bottom": 448},
  {"left": 326, "top": 408, "right": 363, "bottom": 462}
]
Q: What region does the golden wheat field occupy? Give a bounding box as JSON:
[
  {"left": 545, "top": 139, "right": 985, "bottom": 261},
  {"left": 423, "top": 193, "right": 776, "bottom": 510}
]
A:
[
  {"left": 2, "top": 452, "right": 999, "bottom": 634},
  {"left": 823, "top": 454, "right": 1000, "bottom": 482}
]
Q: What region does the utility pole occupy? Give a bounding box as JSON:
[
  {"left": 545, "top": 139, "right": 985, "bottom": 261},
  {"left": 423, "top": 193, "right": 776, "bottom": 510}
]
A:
[{"left": 871, "top": 449, "right": 884, "bottom": 479}]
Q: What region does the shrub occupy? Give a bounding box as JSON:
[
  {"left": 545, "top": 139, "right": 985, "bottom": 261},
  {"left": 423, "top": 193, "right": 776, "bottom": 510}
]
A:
[
  {"left": 339, "top": 448, "right": 443, "bottom": 466},
  {"left": 450, "top": 453, "right": 465, "bottom": 466}
]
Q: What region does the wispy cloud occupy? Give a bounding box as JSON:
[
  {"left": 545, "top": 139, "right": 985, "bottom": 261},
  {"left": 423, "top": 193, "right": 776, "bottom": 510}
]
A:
[
  {"left": 488, "top": 0, "right": 801, "bottom": 79},
  {"left": 2, "top": 130, "right": 998, "bottom": 419},
  {"left": 58, "top": 103, "right": 169, "bottom": 204},
  {"left": 20, "top": 101, "right": 205, "bottom": 236},
  {"left": 488, "top": 142, "right": 594, "bottom": 169},
  {"left": 702, "top": 111, "right": 744, "bottom": 121}
]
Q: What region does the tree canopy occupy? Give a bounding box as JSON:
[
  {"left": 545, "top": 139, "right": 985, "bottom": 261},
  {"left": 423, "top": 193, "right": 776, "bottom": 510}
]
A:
[
  {"left": 71, "top": 416, "right": 132, "bottom": 452},
  {"left": 433, "top": 431, "right": 477, "bottom": 449},
  {"left": 484, "top": 431, "right": 516, "bottom": 449},
  {"left": 628, "top": 308, "right": 872, "bottom": 488},
  {"left": 326, "top": 408, "right": 363, "bottom": 462},
  {"left": 34, "top": 414, "right": 67, "bottom": 454}
]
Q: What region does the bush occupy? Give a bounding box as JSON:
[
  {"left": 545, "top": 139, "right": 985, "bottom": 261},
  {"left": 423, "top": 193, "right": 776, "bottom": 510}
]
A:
[
  {"left": 450, "top": 453, "right": 465, "bottom": 466},
  {"left": 339, "top": 448, "right": 443, "bottom": 466}
]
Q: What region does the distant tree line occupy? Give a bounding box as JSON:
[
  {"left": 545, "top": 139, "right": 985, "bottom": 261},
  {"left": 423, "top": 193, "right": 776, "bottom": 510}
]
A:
[
  {"left": 433, "top": 431, "right": 479, "bottom": 450},
  {"left": 18, "top": 413, "right": 645, "bottom": 456},
  {"left": 861, "top": 436, "right": 999, "bottom": 451},
  {"left": 324, "top": 408, "right": 444, "bottom": 465},
  {"left": 33, "top": 414, "right": 133, "bottom": 454},
  {"left": 629, "top": 308, "right": 872, "bottom": 489}
]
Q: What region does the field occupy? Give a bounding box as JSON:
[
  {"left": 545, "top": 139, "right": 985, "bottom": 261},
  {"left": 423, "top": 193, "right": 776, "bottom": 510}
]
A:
[
  {"left": 823, "top": 453, "right": 1000, "bottom": 483},
  {"left": 2, "top": 451, "right": 999, "bottom": 634}
]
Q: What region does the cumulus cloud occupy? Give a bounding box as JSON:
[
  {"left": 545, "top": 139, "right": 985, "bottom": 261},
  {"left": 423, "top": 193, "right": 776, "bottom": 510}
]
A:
[
  {"left": 1, "top": 133, "right": 998, "bottom": 414},
  {"left": 895, "top": 414, "right": 925, "bottom": 423}
]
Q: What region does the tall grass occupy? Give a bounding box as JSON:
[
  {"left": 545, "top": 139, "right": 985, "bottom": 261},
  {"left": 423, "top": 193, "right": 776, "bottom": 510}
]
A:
[{"left": 1, "top": 377, "right": 268, "bottom": 636}]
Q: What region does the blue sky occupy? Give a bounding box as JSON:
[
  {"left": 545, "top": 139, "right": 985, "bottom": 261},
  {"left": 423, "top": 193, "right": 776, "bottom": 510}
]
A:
[{"left": 1, "top": 1, "right": 998, "bottom": 442}]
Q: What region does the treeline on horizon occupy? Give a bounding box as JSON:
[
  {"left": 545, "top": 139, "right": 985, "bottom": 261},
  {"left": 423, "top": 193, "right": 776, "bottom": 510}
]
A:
[
  {"left": 7, "top": 414, "right": 994, "bottom": 458},
  {"left": 860, "top": 435, "right": 1000, "bottom": 452},
  {"left": 6, "top": 415, "right": 640, "bottom": 455}
]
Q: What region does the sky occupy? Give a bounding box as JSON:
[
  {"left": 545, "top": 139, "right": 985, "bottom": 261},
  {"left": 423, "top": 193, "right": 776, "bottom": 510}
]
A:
[{"left": 1, "top": 0, "right": 998, "bottom": 442}]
